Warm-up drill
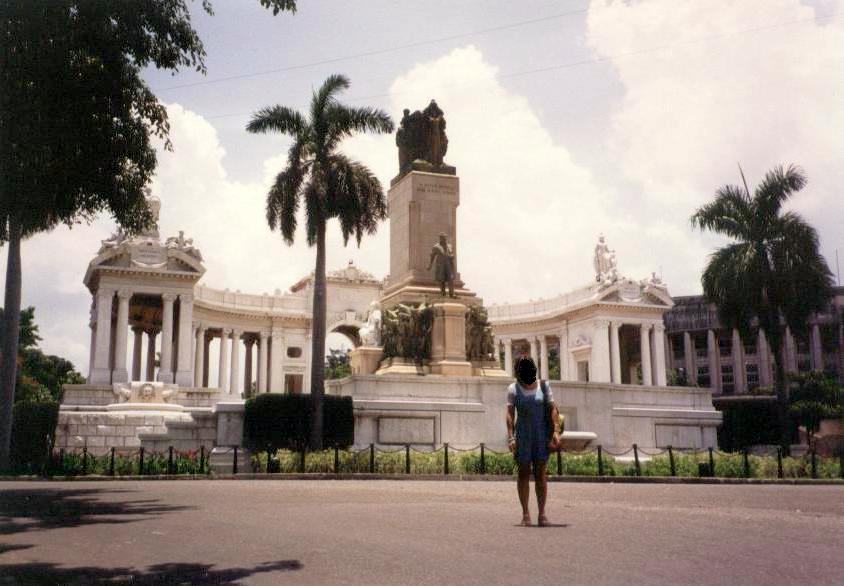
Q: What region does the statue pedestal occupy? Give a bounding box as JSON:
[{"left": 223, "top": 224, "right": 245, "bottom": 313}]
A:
[
  {"left": 429, "top": 302, "right": 472, "bottom": 376},
  {"left": 350, "top": 346, "right": 383, "bottom": 375}
]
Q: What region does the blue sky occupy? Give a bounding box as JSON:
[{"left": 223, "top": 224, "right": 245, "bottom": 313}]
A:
[{"left": 13, "top": 0, "right": 844, "bottom": 371}]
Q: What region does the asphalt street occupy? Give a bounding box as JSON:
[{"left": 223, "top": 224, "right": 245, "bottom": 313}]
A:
[{"left": 0, "top": 479, "right": 841, "bottom": 585}]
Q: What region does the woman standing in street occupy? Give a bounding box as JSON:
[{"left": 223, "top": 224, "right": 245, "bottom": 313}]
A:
[{"left": 506, "top": 355, "right": 560, "bottom": 526}]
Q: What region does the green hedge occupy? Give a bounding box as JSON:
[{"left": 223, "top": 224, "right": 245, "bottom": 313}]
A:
[
  {"left": 244, "top": 393, "right": 354, "bottom": 450},
  {"left": 10, "top": 400, "right": 58, "bottom": 473}
]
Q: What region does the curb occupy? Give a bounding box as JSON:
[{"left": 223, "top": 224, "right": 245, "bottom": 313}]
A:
[{"left": 1, "top": 473, "right": 842, "bottom": 485}]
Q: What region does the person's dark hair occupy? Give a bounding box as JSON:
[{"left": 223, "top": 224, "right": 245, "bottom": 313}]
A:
[{"left": 515, "top": 355, "right": 537, "bottom": 385}]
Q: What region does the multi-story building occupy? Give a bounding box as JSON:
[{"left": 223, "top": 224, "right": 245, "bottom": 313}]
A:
[{"left": 663, "top": 287, "right": 844, "bottom": 394}]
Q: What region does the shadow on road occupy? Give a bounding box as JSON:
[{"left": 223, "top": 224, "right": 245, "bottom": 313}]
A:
[
  {"left": 0, "top": 559, "right": 303, "bottom": 585},
  {"left": 0, "top": 488, "right": 195, "bottom": 536}
]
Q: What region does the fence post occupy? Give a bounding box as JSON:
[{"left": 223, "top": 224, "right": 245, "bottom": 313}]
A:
[
  {"left": 810, "top": 449, "right": 817, "bottom": 479},
  {"left": 168, "top": 446, "right": 174, "bottom": 475},
  {"left": 139, "top": 447, "right": 145, "bottom": 476},
  {"left": 109, "top": 447, "right": 116, "bottom": 477},
  {"left": 299, "top": 448, "right": 306, "bottom": 474},
  {"left": 668, "top": 446, "right": 676, "bottom": 477},
  {"left": 199, "top": 446, "right": 205, "bottom": 475},
  {"left": 776, "top": 447, "right": 783, "bottom": 479},
  {"left": 233, "top": 446, "right": 238, "bottom": 475},
  {"left": 742, "top": 448, "right": 750, "bottom": 478},
  {"left": 480, "top": 443, "right": 486, "bottom": 475},
  {"left": 369, "top": 443, "right": 375, "bottom": 473},
  {"left": 405, "top": 445, "right": 411, "bottom": 475},
  {"left": 708, "top": 447, "right": 715, "bottom": 478},
  {"left": 444, "top": 443, "right": 449, "bottom": 476},
  {"left": 840, "top": 452, "right": 843, "bottom": 480},
  {"left": 82, "top": 447, "right": 88, "bottom": 476},
  {"left": 633, "top": 444, "right": 641, "bottom": 477},
  {"left": 597, "top": 445, "right": 604, "bottom": 476},
  {"left": 334, "top": 445, "right": 340, "bottom": 475},
  {"left": 556, "top": 448, "right": 562, "bottom": 476}
]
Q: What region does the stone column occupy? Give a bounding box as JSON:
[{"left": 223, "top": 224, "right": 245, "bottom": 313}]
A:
[
  {"left": 810, "top": 323, "right": 823, "bottom": 371},
  {"left": 707, "top": 329, "right": 721, "bottom": 392},
  {"left": 653, "top": 323, "right": 667, "bottom": 386},
  {"left": 146, "top": 330, "right": 158, "bottom": 381},
  {"left": 194, "top": 325, "right": 206, "bottom": 387},
  {"left": 258, "top": 330, "right": 269, "bottom": 393},
  {"left": 87, "top": 322, "right": 96, "bottom": 383},
  {"left": 230, "top": 329, "right": 241, "bottom": 395},
  {"left": 758, "top": 328, "right": 771, "bottom": 387},
  {"left": 218, "top": 329, "right": 231, "bottom": 393},
  {"left": 90, "top": 288, "right": 115, "bottom": 384},
  {"left": 131, "top": 327, "right": 144, "bottom": 381},
  {"left": 158, "top": 293, "right": 176, "bottom": 382},
  {"left": 503, "top": 338, "right": 513, "bottom": 377},
  {"left": 640, "top": 323, "right": 652, "bottom": 386},
  {"left": 609, "top": 322, "right": 622, "bottom": 384},
  {"left": 244, "top": 338, "right": 254, "bottom": 395},
  {"left": 529, "top": 337, "right": 538, "bottom": 363},
  {"left": 175, "top": 294, "right": 194, "bottom": 386},
  {"left": 559, "top": 325, "right": 569, "bottom": 381},
  {"left": 683, "top": 332, "right": 695, "bottom": 383},
  {"left": 270, "top": 329, "right": 285, "bottom": 393},
  {"left": 591, "top": 320, "right": 611, "bottom": 383},
  {"left": 111, "top": 289, "right": 132, "bottom": 383},
  {"left": 539, "top": 335, "right": 549, "bottom": 381}
]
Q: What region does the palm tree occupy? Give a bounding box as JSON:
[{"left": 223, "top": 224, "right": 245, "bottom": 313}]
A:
[
  {"left": 690, "top": 164, "right": 833, "bottom": 451},
  {"left": 246, "top": 74, "right": 393, "bottom": 449}
]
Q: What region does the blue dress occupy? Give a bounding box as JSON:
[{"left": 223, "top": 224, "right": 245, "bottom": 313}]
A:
[{"left": 512, "top": 383, "right": 549, "bottom": 465}]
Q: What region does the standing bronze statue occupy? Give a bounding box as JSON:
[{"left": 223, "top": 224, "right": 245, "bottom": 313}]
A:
[{"left": 428, "top": 232, "right": 456, "bottom": 298}]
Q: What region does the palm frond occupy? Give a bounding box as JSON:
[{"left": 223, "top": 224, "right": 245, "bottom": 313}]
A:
[
  {"left": 754, "top": 163, "right": 806, "bottom": 221},
  {"left": 701, "top": 242, "right": 757, "bottom": 333},
  {"left": 324, "top": 105, "right": 394, "bottom": 150},
  {"left": 266, "top": 163, "right": 304, "bottom": 245},
  {"left": 324, "top": 154, "right": 386, "bottom": 245},
  {"left": 310, "top": 74, "right": 351, "bottom": 146},
  {"left": 690, "top": 185, "right": 752, "bottom": 240},
  {"left": 246, "top": 105, "right": 307, "bottom": 137}
]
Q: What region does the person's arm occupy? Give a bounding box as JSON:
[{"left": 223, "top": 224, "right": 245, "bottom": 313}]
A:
[{"left": 506, "top": 404, "right": 516, "bottom": 453}]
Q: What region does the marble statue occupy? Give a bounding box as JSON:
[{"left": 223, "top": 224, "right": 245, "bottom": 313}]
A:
[
  {"left": 359, "top": 301, "right": 382, "bottom": 346},
  {"left": 593, "top": 235, "right": 618, "bottom": 286},
  {"left": 396, "top": 100, "right": 450, "bottom": 174},
  {"left": 428, "top": 233, "right": 456, "bottom": 298},
  {"left": 99, "top": 228, "right": 127, "bottom": 253}
]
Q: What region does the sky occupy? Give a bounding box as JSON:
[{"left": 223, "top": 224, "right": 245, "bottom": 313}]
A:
[{"left": 9, "top": 0, "right": 844, "bottom": 374}]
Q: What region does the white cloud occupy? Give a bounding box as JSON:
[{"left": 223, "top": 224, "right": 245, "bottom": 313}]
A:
[{"left": 586, "top": 0, "right": 844, "bottom": 277}]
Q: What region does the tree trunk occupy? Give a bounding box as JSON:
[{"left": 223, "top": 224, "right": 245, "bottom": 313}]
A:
[
  {"left": 309, "top": 220, "right": 327, "bottom": 450},
  {"left": 0, "top": 220, "right": 22, "bottom": 470},
  {"left": 767, "top": 329, "right": 791, "bottom": 455}
]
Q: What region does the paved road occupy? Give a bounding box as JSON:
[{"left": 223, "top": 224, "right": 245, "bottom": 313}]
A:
[{"left": 0, "top": 479, "right": 841, "bottom": 585}]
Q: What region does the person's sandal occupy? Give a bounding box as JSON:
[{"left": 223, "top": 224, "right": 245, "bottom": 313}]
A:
[
  {"left": 520, "top": 514, "right": 532, "bottom": 527},
  {"left": 538, "top": 514, "right": 549, "bottom": 527}
]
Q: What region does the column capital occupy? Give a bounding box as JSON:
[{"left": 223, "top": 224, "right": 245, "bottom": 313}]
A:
[
  {"left": 594, "top": 319, "right": 610, "bottom": 329},
  {"left": 161, "top": 292, "right": 177, "bottom": 303},
  {"left": 653, "top": 322, "right": 665, "bottom": 333},
  {"left": 194, "top": 322, "right": 206, "bottom": 333},
  {"left": 232, "top": 329, "right": 243, "bottom": 338},
  {"left": 271, "top": 327, "right": 285, "bottom": 337},
  {"left": 610, "top": 320, "right": 622, "bottom": 329},
  {"left": 179, "top": 293, "right": 194, "bottom": 304},
  {"left": 640, "top": 322, "right": 653, "bottom": 331},
  {"left": 97, "top": 287, "right": 115, "bottom": 299},
  {"left": 259, "top": 330, "right": 270, "bottom": 340},
  {"left": 221, "top": 328, "right": 233, "bottom": 337},
  {"left": 117, "top": 289, "right": 132, "bottom": 300}
]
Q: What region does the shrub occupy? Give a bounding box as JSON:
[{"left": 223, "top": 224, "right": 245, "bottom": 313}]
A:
[
  {"left": 9, "top": 400, "right": 59, "bottom": 473},
  {"left": 244, "top": 393, "right": 354, "bottom": 451}
]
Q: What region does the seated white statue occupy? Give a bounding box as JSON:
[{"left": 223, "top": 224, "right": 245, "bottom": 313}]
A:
[{"left": 359, "top": 301, "right": 382, "bottom": 346}]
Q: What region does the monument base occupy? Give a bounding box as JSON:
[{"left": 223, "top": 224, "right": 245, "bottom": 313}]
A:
[
  {"left": 375, "top": 357, "right": 429, "bottom": 376},
  {"left": 379, "top": 283, "right": 478, "bottom": 310},
  {"left": 429, "top": 360, "right": 473, "bottom": 376},
  {"left": 350, "top": 346, "right": 384, "bottom": 375}
]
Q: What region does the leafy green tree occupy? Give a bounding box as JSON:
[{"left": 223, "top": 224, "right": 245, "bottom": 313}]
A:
[
  {"left": 691, "top": 164, "right": 834, "bottom": 451},
  {"left": 325, "top": 348, "right": 351, "bottom": 380},
  {"left": 788, "top": 371, "right": 842, "bottom": 450},
  {"left": 246, "top": 74, "right": 393, "bottom": 448},
  {"left": 0, "top": 0, "right": 296, "bottom": 469}
]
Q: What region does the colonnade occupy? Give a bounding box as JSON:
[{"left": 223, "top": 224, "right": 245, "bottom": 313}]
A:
[
  {"left": 88, "top": 288, "right": 194, "bottom": 386},
  {"left": 496, "top": 320, "right": 668, "bottom": 386}
]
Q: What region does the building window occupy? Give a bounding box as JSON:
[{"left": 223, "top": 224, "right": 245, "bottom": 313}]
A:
[
  {"left": 744, "top": 341, "right": 756, "bottom": 356},
  {"left": 746, "top": 363, "right": 759, "bottom": 391},
  {"left": 287, "top": 347, "right": 302, "bottom": 358},
  {"left": 284, "top": 373, "right": 303, "bottom": 394},
  {"left": 577, "top": 361, "right": 589, "bottom": 382},
  {"left": 721, "top": 364, "right": 734, "bottom": 394},
  {"left": 696, "top": 365, "right": 710, "bottom": 387},
  {"left": 671, "top": 335, "right": 684, "bottom": 361},
  {"left": 694, "top": 333, "right": 708, "bottom": 359}
]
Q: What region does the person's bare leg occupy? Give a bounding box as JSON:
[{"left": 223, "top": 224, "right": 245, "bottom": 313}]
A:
[
  {"left": 518, "top": 462, "right": 531, "bottom": 525},
  {"left": 535, "top": 461, "right": 549, "bottom": 526}
]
